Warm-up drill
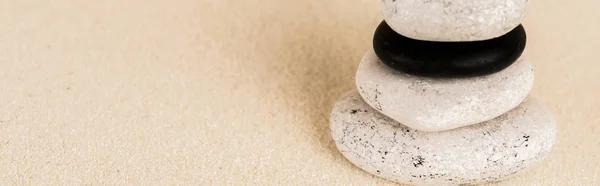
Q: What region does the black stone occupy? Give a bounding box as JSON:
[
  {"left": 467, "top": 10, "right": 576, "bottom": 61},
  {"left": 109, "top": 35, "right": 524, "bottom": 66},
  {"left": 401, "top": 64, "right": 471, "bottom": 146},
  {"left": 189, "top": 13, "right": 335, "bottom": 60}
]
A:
[{"left": 373, "top": 20, "right": 527, "bottom": 78}]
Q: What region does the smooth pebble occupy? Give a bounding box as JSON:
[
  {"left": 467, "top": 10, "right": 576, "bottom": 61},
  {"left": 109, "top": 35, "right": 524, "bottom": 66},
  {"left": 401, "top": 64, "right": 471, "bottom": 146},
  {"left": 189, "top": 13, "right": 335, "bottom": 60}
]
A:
[
  {"left": 330, "top": 91, "right": 556, "bottom": 186},
  {"left": 356, "top": 50, "right": 534, "bottom": 132},
  {"left": 373, "top": 21, "right": 526, "bottom": 78},
  {"left": 381, "top": 0, "right": 529, "bottom": 41}
]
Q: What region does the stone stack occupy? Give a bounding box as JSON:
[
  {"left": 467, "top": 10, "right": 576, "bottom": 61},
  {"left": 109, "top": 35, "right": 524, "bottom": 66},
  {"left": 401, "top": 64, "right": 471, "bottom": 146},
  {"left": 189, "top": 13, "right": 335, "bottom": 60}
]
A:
[{"left": 330, "top": 1, "right": 557, "bottom": 185}]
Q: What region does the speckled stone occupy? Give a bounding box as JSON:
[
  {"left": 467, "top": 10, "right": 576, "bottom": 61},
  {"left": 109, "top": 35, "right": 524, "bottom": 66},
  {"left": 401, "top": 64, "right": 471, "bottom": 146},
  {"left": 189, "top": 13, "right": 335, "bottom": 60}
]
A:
[
  {"left": 330, "top": 91, "right": 556, "bottom": 186},
  {"left": 356, "top": 50, "right": 533, "bottom": 132},
  {"left": 382, "top": 0, "right": 529, "bottom": 41},
  {"left": 373, "top": 21, "right": 526, "bottom": 78}
]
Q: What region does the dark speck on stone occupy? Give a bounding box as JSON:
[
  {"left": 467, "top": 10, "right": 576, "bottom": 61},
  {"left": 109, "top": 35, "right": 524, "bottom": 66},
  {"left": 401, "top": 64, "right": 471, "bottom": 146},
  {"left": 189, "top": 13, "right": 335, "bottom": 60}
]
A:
[{"left": 412, "top": 156, "right": 425, "bottom": 167}]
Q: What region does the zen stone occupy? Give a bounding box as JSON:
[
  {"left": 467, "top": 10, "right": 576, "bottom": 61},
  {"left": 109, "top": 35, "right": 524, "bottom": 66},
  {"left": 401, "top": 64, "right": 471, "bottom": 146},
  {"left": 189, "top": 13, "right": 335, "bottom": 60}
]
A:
[
  {"left": 381, "top": 0, "right": 529, "bottom": 41},
  {"left": 330, "top": 91, "right": 556, "bottom": 186},
  {"left": 373, "top": 21, "right": 527, "bottom": 78},
  {"left": 356, "top": 50, "right": 533, "bottom": 132}
]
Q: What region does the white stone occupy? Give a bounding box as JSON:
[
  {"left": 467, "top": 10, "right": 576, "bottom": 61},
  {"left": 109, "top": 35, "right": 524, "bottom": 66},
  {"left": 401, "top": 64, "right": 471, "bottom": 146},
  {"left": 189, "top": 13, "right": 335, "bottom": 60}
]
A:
[
  {"left": 356, "top": 50, "right": 533, "bottom": 132},
  {"left": 330, "top": 91, "right": 556, "bottom": 186},
  {"left": 381, "top": 0, "right": 529, "bottom": 41}
]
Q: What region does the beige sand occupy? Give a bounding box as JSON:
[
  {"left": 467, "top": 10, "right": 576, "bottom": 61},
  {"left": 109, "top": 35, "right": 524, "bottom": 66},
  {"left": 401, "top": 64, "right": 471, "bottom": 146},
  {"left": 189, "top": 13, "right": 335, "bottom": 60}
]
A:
[{"left": 0, "top": 0, "right": 598, "bottom": 185}]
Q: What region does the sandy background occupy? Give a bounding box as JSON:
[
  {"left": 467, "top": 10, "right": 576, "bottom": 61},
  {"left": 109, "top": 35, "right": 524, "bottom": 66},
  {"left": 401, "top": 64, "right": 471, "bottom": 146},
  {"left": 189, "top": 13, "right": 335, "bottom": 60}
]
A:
[{"left": 0, "top": 0, "right": 598, "bottom": 185}]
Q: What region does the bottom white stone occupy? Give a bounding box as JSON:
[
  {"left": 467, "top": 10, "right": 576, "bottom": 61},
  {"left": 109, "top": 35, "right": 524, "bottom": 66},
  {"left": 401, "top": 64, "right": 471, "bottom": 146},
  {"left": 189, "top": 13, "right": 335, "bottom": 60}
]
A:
[{"left": 330, "top": 91, "right": 556, "bottom": 186}]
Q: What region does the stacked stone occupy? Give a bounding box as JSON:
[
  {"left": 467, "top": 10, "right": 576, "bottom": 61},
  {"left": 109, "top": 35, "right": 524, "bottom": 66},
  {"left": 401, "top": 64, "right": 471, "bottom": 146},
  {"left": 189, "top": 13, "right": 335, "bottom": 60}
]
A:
[{"left": 330, "top": 0, "right": 557, "bottom": 185}]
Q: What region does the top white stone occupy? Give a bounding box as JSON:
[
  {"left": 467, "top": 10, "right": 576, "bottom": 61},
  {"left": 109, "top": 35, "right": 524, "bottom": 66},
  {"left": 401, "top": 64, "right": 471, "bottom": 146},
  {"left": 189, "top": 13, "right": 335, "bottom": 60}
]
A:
[{"left": 382, "top": 0, "right": 529, "bottom": 41}]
